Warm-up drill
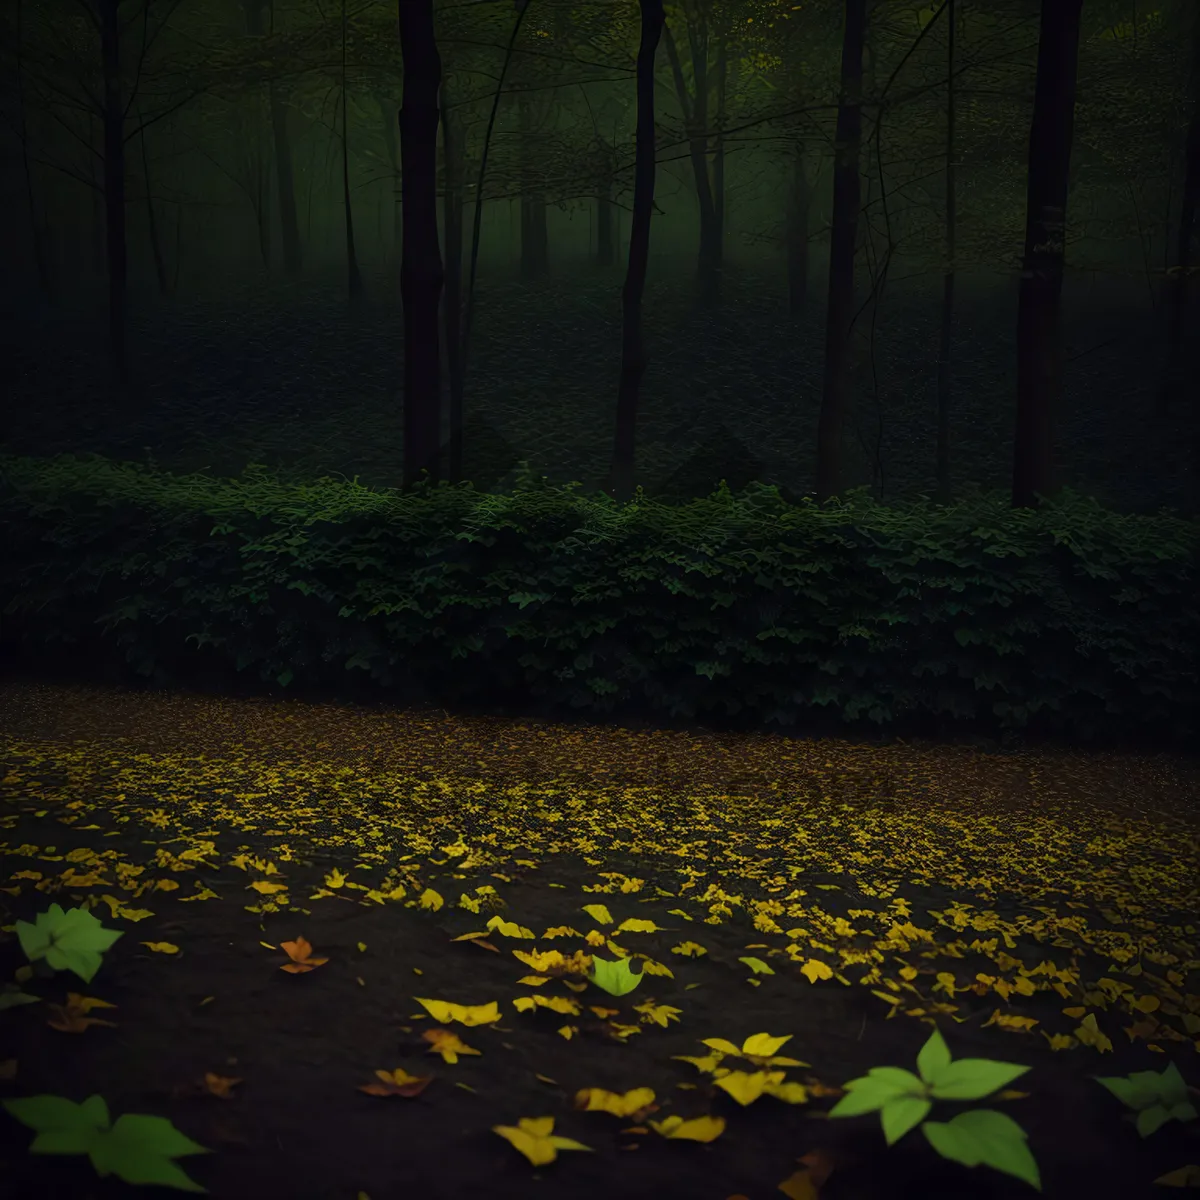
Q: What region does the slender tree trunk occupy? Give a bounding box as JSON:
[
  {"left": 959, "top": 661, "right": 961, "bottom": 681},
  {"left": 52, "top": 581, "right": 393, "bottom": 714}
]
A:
[
  {"left": 15, "top": 0, "right": 54, "bottom": 303},
  {"left": 1158, "top": 3, "right": 1200, "bottom": 417},
  {"left": 269, "top": 88, "right": 302, "bottom": 273},
  {"left": 518, "top": 95, "right": 549, "bottom": 279},
  {"left": 1012, "top": 0, "right": 1083, "bottom": 509},
  {"left": 816, "top": 0, "right": 867, "bottom": 501},
  {"left": 136, "top": 110, "right": 170, "bottom": 297},
  {"left": 379, "top": 94, "right": 403, "bottom": 273},
  {"left": 713, "top": 38, "right": 727, "bottom": 266},
  {"left": 99, "top": 0, "right": 130, "bottom": 387},
  {"left": 245, "top": 0, "right": 302, "bottom": 274},
  {"left": 935, "top": 0, "right": 956, "bottom": 504},
  {"left": 786, "top": 142, "right": 810, "bottom": 315},
  {"left": 609, "top": 0, "right": 665, "bottom": 503},
  {"left": 442, "top": 76, "right": 466, "bottom": 483},
  {"left": 663, "top": 21, "right": 721, "bottom": 306},
  {"left": 341, "top": 0, "right": 364, "bottom": 303},
  {"left": 398, "top": 0, "right": 444, "bottom": 489}
]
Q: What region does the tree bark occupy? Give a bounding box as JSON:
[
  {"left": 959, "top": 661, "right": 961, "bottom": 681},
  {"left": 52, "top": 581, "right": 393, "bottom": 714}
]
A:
[
  {"left": 608, "top": 0, "right": 665, "bottom": 503},
  {"left": 816, "top": 0, "right": 867, "bottom": 501},
  {"left": 1158, "top": 3, "right": 1199, "bottom": 418},
  {"left": 398, "top": 0, "right": 445, "bottom": 489},
  {"left": 99, "top": 0, "right": 129, "bottom": 387},
  {"left": 1012, "top": 0, "right": 1084, "bottom": 509},
  {"left": 935, "top": 0, "right": 956, "bottom": 504}
]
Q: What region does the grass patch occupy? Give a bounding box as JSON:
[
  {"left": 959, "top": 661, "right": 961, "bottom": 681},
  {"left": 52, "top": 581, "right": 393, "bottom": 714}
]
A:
[{"left": 1, "top": 681, "right": 1199, "bottom": 1199}]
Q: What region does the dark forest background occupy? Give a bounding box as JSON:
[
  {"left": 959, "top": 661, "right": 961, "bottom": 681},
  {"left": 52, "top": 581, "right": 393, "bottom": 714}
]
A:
[{"left": 1, "top": 0, "right": 1197, "bottom": 518}]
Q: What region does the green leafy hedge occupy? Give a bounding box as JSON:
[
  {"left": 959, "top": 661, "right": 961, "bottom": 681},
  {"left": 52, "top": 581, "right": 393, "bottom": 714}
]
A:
[{"left": 2, "top": 452, "right": 1197, "bottom": 743}]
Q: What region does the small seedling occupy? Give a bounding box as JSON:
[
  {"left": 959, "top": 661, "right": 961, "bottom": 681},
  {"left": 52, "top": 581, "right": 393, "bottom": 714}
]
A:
[
  {"left": 15, "top": 904, "right": 123, "bottom": 984},
  {"left": 1092, "top": 1061, "right": 1198, "bottom": 1138},
  {"left": 2, "top": 1093, "right": 210, "bottom": 1192},
  {"left": 827, "top": 1025, "right": 1040, "bottom": 1190}
]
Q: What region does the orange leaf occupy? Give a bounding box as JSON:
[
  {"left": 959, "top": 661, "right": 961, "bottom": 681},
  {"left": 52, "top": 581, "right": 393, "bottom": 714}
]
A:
[{"left": 357, "top": 1067, "right": 434, "bottom": 1097}]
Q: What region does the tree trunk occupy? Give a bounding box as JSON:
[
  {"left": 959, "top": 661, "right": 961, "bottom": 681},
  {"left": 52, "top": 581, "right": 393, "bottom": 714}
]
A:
[
  {"left": 1158, "top": 3, "right": 1199, "bottom": 417},
  {"left": 663, "top": 21, "right": 721, "bottom": 307},
  {"left": 99, "top": 0, "right": 129, "bottom": 387},
  {"left": 15, "top": 0, "right": 54, "bottom": 303},
  {"left": 518, "top": 95, "right": 549, "bottom": 279},
  {"left": 341, "top": 0, "right": 364, "bottom": 304},
  {"left": 785, "top": 142, "right": 809, "bottom": 315},
  {"left": 609, "top": 0, "right": 665, "bottom": 503},
  {"left": 713, "top": 38, "right": 727, "bottom": 268},
  {"left": 935, "top": 0, "right": 956, "bottom": 504},
  {"left": 1012, "top": 0, "right": 1084, "bottom": 509},
  {"left": 398, "top": 0, "right": 445, "bottom": 489},
  {"left": 442, "top": 76, "right": 466, "bottom": 483},
  {"left": 140, "top": 122, "right": 170, "bottom": 296},
  {"left": 816, "top": 0, "right": 867, "bottom": 501},
  {"left": 246, "top": 0, "right": 302, "bottom": 274}
]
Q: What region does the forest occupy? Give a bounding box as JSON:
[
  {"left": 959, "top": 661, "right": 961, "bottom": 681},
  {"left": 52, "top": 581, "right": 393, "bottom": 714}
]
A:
[
  {"left": 2, "top": 6, "right": 1200, "bottom": 1200},
  {"left": 0, "top": 0, "right": 1197, "bottom": 516}
]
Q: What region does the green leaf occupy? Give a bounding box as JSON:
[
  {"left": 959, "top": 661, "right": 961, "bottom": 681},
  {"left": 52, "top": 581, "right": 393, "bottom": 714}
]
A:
[
  {"left": 922, "top": 1109, "right": 1041, "bottom": 1191},
  {"left": 881, "top": 1095, "right": 932, "bottom": 1145},
  {"left": 1134, "top": 1104, "right": 1174, "bottom": 1138},
  {"left": 90, "top": 1122, "right": 209, "bottom": 1193},
  {"left": 2, "top": 1094, "right": 110, "bottom": 1140},
  {"left": 915, "top": 1027, "right": 952, "bottom": 1081},
  {"left": 828, "top": 1071, "right": 924, "bottom": 1118},
  {"left": 586, "top": 955, "right": 644, "bottom": 996},
  {"left": 0, "top": 985, "right": 40, "bottom": 1011},
  {"left": 1093, "top": 1062, "right": 1189, "bottom": 1112},
  {"left": 15, "top": 906, "right": 123, "bottom": 984},
  {"left": 928, "top": 1056, "right": 1030, "bottom": 1100}
]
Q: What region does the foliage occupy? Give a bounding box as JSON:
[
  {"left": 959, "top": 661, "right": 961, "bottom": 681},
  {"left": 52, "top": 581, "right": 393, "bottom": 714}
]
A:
[
  {"left": 2, "top": 451, "right": 1197, "bottom": 745},
  {"left": 827, "top": 1025, "right": 1039, "bottom": 1189},
  {"left": 1, "top": 1094, "right": 211, "bottom": 1192}
]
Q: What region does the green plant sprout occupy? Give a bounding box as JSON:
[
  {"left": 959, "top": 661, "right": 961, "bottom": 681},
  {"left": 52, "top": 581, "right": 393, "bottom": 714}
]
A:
[
  {"left": 15, "top": 903, "right": 123, "bottom": 984},
  {"left": 1, "top": 1094, "right": 210, "bottom": 1192},
  {"left": 1092, "top": 1061, "right": 1199, "bottom": 1138},
  {"left": 827, "top": 1025, "right": 1040, "bottom": 1191}
]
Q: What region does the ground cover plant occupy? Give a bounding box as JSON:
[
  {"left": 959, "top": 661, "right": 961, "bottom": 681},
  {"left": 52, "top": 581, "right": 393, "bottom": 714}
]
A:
[{"left": 1, "top": 679, "right": 1199, "bottom": 1199}]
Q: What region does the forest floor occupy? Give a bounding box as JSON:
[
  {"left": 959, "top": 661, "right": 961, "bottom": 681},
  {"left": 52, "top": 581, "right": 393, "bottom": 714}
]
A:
[{"left": 1, "top": 674, "right": 1198, "bottom": 1200}]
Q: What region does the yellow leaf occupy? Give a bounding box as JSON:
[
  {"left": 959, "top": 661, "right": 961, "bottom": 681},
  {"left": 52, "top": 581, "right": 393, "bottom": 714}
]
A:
[
  {"left": 492, "top": 1117, "right": 594, "bottom": 1166},
  {"left": 574, "top": 1086, "right": 655, "bottom": 1116},
  {"left": 800, "top": 959, "right": 833, "bottom": 983},
  {"left": 614, "top": 918, "right": 663, "bottom": 933},
  {"left": 419, "top": 889, "right": 444, "bottom": 911},
  {"left": 414, "top": 998, "right": 501, "bottom": 1026},
  {"left": 581, "top": 904, "right": 613, "bottom": 925},
  {"left": 742, "top": 1033, "right": 794, "bottom": 1057},
  {"left": 324, "top": 869, "right": 347, "bottom": 889},
  {"left": 139, "top": 942, "right": 179, "bottom": 955},
  {"left": 739, "top": 957, "right": 774, "bottom": 975},
  {"left": 357, "top": 942, "right": 367, "bottom": 953},
  {"left": 248, "top": 880, "right": 288, "bottom": 895},
  {"left": 647, "top": 1114, "right": 726, "bottom": 1142},
  {"left": 712, "top": 1069, "right": 782, "bottom": 1106}
]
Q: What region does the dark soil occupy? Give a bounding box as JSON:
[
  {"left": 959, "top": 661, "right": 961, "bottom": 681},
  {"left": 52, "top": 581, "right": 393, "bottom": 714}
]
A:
[{"left": 1, "top": 675, "right": 1199, "bottom": 1200}]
